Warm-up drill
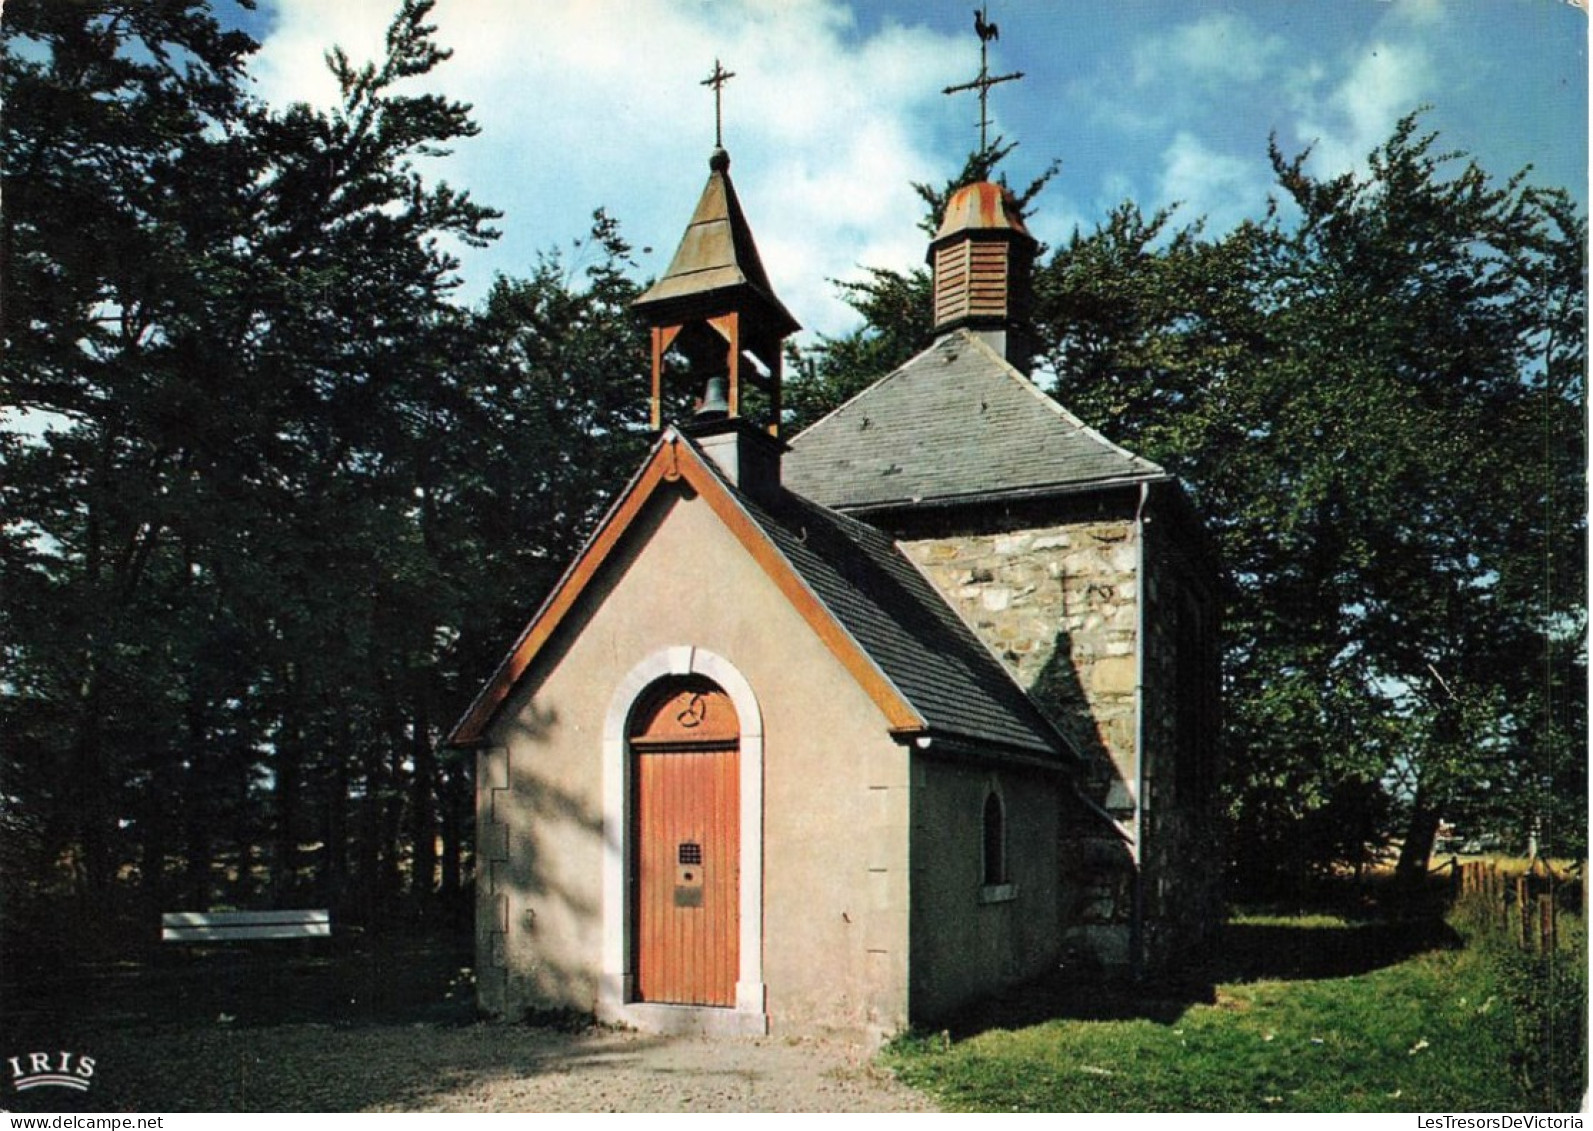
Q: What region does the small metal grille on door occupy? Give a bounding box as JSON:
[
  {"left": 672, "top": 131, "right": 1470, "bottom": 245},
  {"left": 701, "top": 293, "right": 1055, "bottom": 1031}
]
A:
[{"left": 675, "top": 842, "right": 704, "bottom": 907}]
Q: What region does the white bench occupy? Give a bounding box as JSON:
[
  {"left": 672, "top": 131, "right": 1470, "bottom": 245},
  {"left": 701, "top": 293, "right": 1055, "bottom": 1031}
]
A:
[{"left": 161, "top": 909, "right": 331, "bottom": 943}]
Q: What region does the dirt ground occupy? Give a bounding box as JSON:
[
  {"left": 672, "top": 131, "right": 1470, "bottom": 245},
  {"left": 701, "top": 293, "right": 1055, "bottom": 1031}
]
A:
[
  {"left": 61, "top": 1023, "right": 936, "bottom": 1112},
  {"left": 0, "top": 933, "right": 935, "bottom": 1113}
]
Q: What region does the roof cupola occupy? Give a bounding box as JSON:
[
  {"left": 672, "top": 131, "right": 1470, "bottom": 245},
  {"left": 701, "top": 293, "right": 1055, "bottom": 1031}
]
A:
[
  {"left": 927, "top": 180, "right": 1037, "bottom": 372},
  {"left": 933, "top": 5, "right": 1035, "bottom": 370}
]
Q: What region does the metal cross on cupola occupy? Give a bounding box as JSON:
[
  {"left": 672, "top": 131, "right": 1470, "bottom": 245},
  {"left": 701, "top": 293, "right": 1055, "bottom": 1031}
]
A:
[
  {"left": 943, "top": 4, "right": 1024, "bottom": 155},
  {"left": 701, "top": 59, "right": 736, "bottom": 149}
]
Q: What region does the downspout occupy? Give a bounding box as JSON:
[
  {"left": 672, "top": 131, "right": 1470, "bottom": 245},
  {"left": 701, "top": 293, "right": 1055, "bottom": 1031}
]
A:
[{"left": 1130, "top": 479, "right": 1150, "bottom": 980}]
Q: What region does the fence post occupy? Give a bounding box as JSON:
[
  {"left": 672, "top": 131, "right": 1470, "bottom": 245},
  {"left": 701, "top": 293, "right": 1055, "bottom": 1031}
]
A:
[
  {"left": 1516, "top": 876, "right": 1531, "bottom": 951},
  {"left": 1539, "top": 896, "right": 1556, "bottom": 953}
]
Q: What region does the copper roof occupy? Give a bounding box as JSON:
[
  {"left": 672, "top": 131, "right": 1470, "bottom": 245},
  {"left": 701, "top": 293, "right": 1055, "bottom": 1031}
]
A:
[
  {"left": 633, "top": 148, "right": 799, "bottom": 337},
  {"left": 933, "top": 181, "right": 1034, "bottom": 246}
]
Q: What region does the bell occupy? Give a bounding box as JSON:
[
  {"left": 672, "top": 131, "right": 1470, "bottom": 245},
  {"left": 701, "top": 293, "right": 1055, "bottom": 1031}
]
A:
[{"left": 694, "top": 374, "right": 730, "bottom": 421}]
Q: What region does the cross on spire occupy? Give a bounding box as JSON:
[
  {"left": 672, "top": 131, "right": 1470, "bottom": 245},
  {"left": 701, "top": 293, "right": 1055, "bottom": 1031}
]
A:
[
  {"left": 701, "top": 59, "right": 736, "bottom": 148},
  {"left": 942, "top": 5, "right": 1023, "bottom": 154}
]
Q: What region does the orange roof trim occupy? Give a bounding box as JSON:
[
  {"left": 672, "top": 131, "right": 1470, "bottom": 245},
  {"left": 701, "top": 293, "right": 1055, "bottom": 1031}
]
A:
[{"left": 446, "top": 430, "right": 925, "bottom": 746}]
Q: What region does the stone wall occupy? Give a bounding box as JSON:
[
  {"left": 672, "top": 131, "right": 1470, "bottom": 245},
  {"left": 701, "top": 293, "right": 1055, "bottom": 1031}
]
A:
[
  {"left": 900, "top": 511, "right": 1224, "bottom": 974},
  {"left": 899, "top": 520, "right": 1139, "bottom": 801},
  {"left": 899, "top": 520, "right": 1142, "bottom": 967}
]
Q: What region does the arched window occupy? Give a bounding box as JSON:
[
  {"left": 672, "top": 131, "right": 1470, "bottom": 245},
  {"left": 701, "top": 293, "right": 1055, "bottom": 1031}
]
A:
[{"left": 982, "top": 790, "right": 1006, "bottom": 887}]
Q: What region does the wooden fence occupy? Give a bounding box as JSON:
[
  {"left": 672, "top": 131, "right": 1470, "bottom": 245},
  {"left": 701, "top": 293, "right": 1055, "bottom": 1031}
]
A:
[{"left": 1450, "top": 858, "right": 1583, "bottom": 955}]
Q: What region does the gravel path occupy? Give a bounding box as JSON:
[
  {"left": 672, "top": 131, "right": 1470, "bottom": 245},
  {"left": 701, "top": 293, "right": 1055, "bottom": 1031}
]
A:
[
  {"left": 72, "top": 1022, "right": 938, "bottom": 1113},
  {"left": 7, "top": 939, "right": 933, "bottom": 1112}
]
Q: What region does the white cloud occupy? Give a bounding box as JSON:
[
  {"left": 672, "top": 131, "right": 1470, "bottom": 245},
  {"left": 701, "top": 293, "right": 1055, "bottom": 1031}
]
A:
[
  {"left": 1156, "top": 131, "right": 1269, "bottom": 234},
  {"left": 1082, "top": 11, "right": 1291, "bottom": 145},
  {"left": 1293, "top": 40, "right": 1434, "bottom": 178},
  {"left": 1131, "top": 12, "right": 1286, "bottom": 92},
  {"left": 249, "top": 0, "right": 967, "bottom": 339},
  {"left": 1383, "top": 0, "right": 1447, "bottom": 31}
]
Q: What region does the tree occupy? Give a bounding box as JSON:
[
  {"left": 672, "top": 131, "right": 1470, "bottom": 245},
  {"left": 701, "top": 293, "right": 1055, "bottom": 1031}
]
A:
[
  {"left": 1, "top": 0, "right": 510, "bottom": 929},
  {"left": 232, "top": 0, "right": 499, "bottom": 915},
  {"left": 1, "top": 0, "right": 665, "bottom": 939},
  {"left": 2, "top": 0, "right": 264, "bottom": 904},
  {"left": 1235, "top": 118, "right": 1586, "bottom": 877},
  {"left": 792, "top": 117, "right": 1586, "bottom": 887}
]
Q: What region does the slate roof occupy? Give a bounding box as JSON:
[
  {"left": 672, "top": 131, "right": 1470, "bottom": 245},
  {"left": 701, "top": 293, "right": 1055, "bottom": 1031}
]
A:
[
  {"left": 785, "top": 329, "right": 1167, "bottom": 511},
  {"left": 721, "top": 464, "right": 1074, "bottom": 761}
]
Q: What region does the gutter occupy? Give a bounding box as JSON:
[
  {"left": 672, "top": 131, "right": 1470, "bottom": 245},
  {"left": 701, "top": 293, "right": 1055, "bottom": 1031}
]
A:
[
  {"left": 896, "top": 730, "right": 1075, "bottom": 774},
  {"left": 1130, "top": 478, "right": 1150, "bottom": 980},
  {"left": 828, "top": 471, "right": 1173, "bottom": 519}
]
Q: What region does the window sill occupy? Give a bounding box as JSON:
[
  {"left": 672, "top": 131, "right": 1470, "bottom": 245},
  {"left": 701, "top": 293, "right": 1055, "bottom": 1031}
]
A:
[{"left": 979, "top": 882, "right": 1017, "bottom": 904}]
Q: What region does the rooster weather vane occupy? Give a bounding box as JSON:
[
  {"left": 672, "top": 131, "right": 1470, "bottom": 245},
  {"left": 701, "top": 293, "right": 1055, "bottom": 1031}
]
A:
[{"left": 944, "top": 4, "right": 1023, "bottom": 154}]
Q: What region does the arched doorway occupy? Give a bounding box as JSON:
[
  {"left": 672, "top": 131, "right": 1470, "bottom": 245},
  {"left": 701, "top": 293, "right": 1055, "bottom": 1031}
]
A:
[{"left": 628, "top": 675, "right": 740, "bottom": 1006}]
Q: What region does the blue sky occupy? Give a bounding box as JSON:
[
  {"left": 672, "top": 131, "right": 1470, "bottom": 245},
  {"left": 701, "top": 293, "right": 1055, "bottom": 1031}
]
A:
[{"left": 243, "top": 0, "right": 1588, "bottom": 340}]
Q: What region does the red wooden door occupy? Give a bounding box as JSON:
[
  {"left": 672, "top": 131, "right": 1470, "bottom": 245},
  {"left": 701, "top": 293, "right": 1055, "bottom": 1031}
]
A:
[{"left": 630, "top": 679, "right": 739, "bottom": 1006}]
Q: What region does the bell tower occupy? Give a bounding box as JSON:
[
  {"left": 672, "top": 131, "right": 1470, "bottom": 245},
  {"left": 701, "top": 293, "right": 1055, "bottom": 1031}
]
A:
[
  {"left": 633, "top": 64, "right": 798, "bottom": 500},
  {"left": 632, "top": 62, "right": 798, "bottom": 464},
  {"left": 632, "top": 142, "right": 797, "bottom": 439}
]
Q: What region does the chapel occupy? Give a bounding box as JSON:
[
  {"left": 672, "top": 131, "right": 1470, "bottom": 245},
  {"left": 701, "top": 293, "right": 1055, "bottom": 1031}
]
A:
[{"left": 448, "top": 134, "right": 1222, "bottom": 1040}]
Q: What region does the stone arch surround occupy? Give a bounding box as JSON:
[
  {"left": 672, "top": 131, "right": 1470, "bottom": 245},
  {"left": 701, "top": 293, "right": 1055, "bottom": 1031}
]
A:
[{"left": 599, "top": 646, "right": 767, "bottom": 1035}]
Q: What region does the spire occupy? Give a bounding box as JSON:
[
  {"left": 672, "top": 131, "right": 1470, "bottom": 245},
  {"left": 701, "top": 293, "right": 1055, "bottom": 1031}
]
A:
[
  {"left": 633, "top": 146, "right": 798, "bottom": 345},
  {"left": 633, "top": 144, "right": 799, "bottom": 438}
]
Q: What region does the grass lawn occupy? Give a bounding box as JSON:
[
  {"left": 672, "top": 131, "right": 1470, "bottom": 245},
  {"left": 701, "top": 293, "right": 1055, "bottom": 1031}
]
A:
[{"left": 886, "top": 912, "right": 1580, "bottom": 1112}]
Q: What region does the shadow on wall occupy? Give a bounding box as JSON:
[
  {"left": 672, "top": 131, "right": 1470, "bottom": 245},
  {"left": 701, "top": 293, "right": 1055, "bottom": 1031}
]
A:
[
  {"left": 484, "top": 699, "right": 615, "bottom": 1016},
  {"left": 1029, "top": 638, "right": 1139, "bottom": 976}
]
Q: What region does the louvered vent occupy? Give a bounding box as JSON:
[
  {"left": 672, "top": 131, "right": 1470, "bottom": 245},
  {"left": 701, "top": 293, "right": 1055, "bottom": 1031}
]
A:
[{"left": 934, "top": 239, "right": 1013, "bottom": 329}]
